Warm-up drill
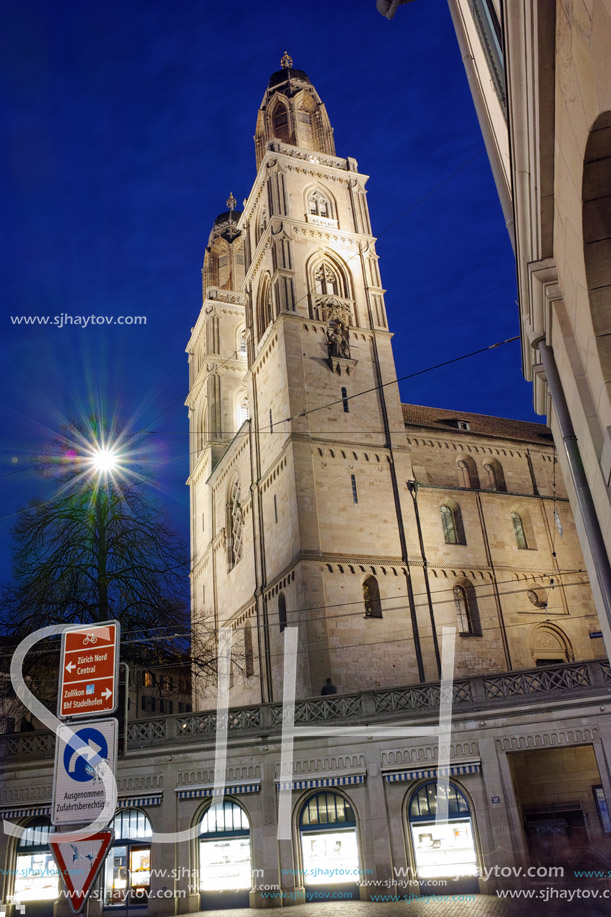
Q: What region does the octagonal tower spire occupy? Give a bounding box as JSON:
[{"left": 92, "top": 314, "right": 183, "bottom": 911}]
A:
[{"left": 254, "top": 53, "right": 336, "bottom": 169}]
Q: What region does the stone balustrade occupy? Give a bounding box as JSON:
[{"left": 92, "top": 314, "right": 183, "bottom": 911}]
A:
[{"left": 1, "top": 658, "right": 608, "bottom": 761}]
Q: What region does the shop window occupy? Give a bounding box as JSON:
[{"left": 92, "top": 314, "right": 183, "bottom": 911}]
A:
[
  {"left": 14, "top": 818, "right": 59, "bottom": 903},
  {"left": 299, "top": 792, "right": 360, "bottom": 890},
  {"left": 104, "top": 810, "right": 152, "bottom": 907},
  {"left": 199, "top": 801, "right": 251, "bottom": 895},
  {"left": 363, "top": 576, "right": 382, "bottom": 618},
  {"left": 409, "top": 781, "right": 478, "bottom": 882}
]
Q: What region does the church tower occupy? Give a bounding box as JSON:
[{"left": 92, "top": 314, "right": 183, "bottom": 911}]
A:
[{"left": 187, "top": 55, "right": 428, "bottom": 707}]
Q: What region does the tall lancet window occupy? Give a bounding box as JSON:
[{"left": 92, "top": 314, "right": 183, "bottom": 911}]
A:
[
  {"left": 227, "top": 478, "right": 243, "bottom": 569},
  {"left": 271, "top": 103, "right": 291, "bottom": 144},
  {"left": 237, "top": 395, "right": 249, "bottom": 428},
  {"left": 314, "top": 263, "right": 339, "bottom": 296}
]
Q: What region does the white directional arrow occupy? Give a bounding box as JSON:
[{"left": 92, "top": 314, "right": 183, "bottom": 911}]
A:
[
  {"left": 65, "top": 661, "right": 75, "bottom": 673},
  {"left": 68, "top": 739, "right": 102, "bottom": 774},
  {"left": 101, "top": 688, "right": 112, "bottom": 700}
]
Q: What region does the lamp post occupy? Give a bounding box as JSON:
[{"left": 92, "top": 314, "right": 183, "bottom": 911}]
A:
[{"left": 90, "top": 446, "right": 119, "bottom": 622}]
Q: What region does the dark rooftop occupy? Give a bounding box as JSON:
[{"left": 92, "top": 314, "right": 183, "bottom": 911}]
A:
[
  {"left": 402, "top": 403, "right": 553, "bottom": 445},
  {"left": 268, "top": 67, "right": 311, "bottom": 88},
  {"left": 212, "top": 210, "right": 242, "bottom": 228}
]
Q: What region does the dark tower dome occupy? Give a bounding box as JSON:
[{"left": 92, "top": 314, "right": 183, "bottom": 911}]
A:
[
  {"left": 254, "top": 53, "right": 336, "bottom": 169},
  {"left": 209, "top": 209, "right": 242, "bottom": 245},
  {"left": 267, "top": 67, "right": 312, "bottom": 90},
  {"left": 202, "top": 194, "right": 244, "bottom": 292}
]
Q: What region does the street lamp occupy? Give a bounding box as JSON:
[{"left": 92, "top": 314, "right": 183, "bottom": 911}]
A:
[{"left": 91, "top": 447, "right": 119, "bottom": 474}]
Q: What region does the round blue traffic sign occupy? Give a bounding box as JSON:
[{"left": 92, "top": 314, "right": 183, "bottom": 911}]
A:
[{"left": 63, "top": 727, "right": 108, "bottom": 782}]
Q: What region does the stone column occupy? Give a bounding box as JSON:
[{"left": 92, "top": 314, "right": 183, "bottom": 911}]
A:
[
  {"left": 148, "top": 791, "right": 179, "bottom": 917},
  {"left": 175, "top": 799, "right": 200, "bottom": 915},
  {"left": 357, "top": 746, "right": 395, "bottom": 901},
  {"left": 250, "top": 754, "right": 285, "bottom": 908}
]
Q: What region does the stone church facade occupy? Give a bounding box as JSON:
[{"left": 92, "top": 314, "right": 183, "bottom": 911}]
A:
[
  {"left": 1, "top": 58, "right": 611, "bottom": 914},
  {"left": 186, "top": 56, "right": 604, "bottom": 706}
]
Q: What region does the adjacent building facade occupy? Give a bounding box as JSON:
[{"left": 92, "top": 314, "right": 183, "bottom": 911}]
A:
[
  {"left": 1, "top": 56, "right": 611, "bottom": 914},
  {"left": 432, "top": 0, "right": 611, "bottom": 658}
]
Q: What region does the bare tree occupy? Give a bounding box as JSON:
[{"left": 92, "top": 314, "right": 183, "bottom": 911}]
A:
[{"left": 0, "top": 418, "right": 233, "bottom": 723}]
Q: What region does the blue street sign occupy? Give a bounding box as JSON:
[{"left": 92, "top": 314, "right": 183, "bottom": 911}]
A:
[
  {"left": 52, "top": 718, "right": 118, "bottom": 825},
  {"left": 63, "top": 726, "right": 110, "bottom": 782}
]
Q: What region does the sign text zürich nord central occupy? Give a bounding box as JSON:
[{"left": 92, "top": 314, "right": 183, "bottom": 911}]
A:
[{"left": 58, "top": 622, "right": 120, "bottom": 718}]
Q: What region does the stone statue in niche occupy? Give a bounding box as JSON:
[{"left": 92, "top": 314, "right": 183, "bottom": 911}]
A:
[{"left": 327, "top": 320, "right": 350, "bottom": 359}]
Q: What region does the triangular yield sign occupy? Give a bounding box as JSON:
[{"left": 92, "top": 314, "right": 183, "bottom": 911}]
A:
[{"left": 50, "top": 830, "right": 114, "bottom": 913}]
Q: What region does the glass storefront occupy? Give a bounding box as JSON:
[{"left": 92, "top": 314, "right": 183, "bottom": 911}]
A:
[
  {"left": 14, "top": 821, "right": 59, "bottom": 904},
  {"left": 103, "top": 810, "right": 152, "bottom": 909},
  {"left": 299, "top": 792, "right": 360, "bottom": 900},
  {"left": 199, "top": 800, "right": 251, "bottom": 909},
  {"left": 408, "top": 781, "right": 479, "bottom": 894}
]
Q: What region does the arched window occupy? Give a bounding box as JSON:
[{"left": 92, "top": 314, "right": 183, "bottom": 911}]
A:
[
  {"left": 199, "top": 801, "right": 251, "bottom": 899},
  {"left": 104, "top": 810, "right": 153, "bottom": 907},
  {"left": 314, "top": 263, "right": 339, "bottom": 296},
  {"left": 15, "top": 818, "right": 58, "bottom": 903},
  {"left": 237, "top": 326, "right": 247, "bottom": 355},
  {"left": 227, "top": 479, "right": 243, "bottom": 568},
  {"left": 308, "top": 189, "right": 330, "bottom": 218},
  {"left": 244, "top": 622, "right": 253, "bottom": 676},
  {"left": 196, "top": 402, "right": 207, "bottom": 456},
  {"left": 484, "top": 459, "right": 506, "bottom": 492},
  {"left": 271, "top": 102, "right": 291, "bottom": 144},
  {"left": 256, "top": 274, "right": 274, "bottom": 341},
  {"left": 457, "top": 456, "right": 480, "bottom": 489},
  {"left": 296, "top": 94, "right": 318, "bottom": 149},
  {"left": 237, "top": 394, "right": 249, "bottom": 428},
  {"left": 410, "top": 781, "right": 471, "bottom": 820},
  {"left": 409, "top": 781, "right": 478, "bottom": 882},
  {"left": 255, "top": 209, "right": 267, "bottom": 246},
  {"left": 363, "top": 576, "right": 382, "bottom": 618},
  {"left": 299, "top": 792, "right": 360, "bottom": 888},
  {"left": 453, "top": 583, "right": 481, "bottom": 636},
  {"left": 278, "top": 592, "right": 287, "bottom": 632},
  {"left": 511, "top": 512, "right": 528, "bottom": 549},
  {"left": 440, "top": 503, "right": 465, "bottom": 545}
]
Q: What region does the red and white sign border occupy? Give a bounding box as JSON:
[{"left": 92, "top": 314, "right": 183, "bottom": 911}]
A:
[
  {"left": 58, "top": 619, "right": 121, "bottom": 720},
  {"left": 50, "top": 829, "right": 114, "bottom": 913}
]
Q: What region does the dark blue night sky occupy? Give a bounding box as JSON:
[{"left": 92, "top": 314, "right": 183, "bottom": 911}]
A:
[{"left": 0, "top": 0, "right": 537, "bottom": 584}]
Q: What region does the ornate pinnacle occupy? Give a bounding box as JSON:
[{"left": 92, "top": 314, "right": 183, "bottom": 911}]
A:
[
  {"left": 226, "top": 192, "right": 237, "bottom": 211},
  {"left": 280, "top": 51, "right": 293, "bottom": 69}
]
